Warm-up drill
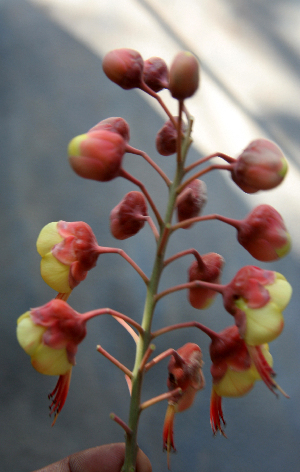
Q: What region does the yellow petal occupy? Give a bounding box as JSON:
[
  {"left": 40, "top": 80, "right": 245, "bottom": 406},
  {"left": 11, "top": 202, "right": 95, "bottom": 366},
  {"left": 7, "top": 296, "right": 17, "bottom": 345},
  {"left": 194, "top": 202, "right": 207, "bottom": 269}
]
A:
[
  {"left": 31, "top": 343, "right": 72, "bottom": 376},
  {"left": 16, "top": 313, "right": 46, "bottom": 356},
  {"left": 267, "top": 275, "right": 292, "bottom": 311},
  {"left": 214, "top": 367, "right": 256, "bottom": 397},
  {"left": 243, "top": 301, "right": 284, "bottom": 345},
  {"left": 37, "top": 222, "right": 63, "bottom": 257},
  {"left": 40, "top": 253, "right": 71, "bottom": 293}
]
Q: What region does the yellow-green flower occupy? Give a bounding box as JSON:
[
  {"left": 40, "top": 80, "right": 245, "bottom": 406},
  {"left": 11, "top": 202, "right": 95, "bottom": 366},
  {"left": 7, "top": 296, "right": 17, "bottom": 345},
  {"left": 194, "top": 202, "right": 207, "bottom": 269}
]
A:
[
  {"left": 17, "top": 299, "right": 88, "bottom": 423},
  {"left": 223, "top": 266, "right": 292, "bottom": 346},
  {"left": 37, "top": 220, "right": 100, "bottom": 294}
]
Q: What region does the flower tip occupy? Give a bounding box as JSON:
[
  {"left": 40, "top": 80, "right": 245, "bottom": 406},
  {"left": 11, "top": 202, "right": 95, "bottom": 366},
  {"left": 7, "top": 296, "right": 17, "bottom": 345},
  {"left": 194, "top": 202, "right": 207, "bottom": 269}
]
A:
[{"left": 67, "top": 134, "right": 88, "bottom": 157}]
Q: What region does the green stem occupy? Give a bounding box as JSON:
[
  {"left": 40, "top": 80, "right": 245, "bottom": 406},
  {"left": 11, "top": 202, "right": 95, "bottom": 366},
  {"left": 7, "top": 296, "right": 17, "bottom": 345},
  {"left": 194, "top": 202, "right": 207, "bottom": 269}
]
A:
[{"left": 121, "top": 116, "right": 192, "bottom": 472}]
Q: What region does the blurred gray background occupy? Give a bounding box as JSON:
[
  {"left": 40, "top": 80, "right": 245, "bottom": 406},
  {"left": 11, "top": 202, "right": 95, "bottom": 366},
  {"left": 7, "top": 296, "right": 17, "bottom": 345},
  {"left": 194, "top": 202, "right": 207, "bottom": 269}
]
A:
[{"left": 1, "top": 0, "right": 300, "bottom": 471}]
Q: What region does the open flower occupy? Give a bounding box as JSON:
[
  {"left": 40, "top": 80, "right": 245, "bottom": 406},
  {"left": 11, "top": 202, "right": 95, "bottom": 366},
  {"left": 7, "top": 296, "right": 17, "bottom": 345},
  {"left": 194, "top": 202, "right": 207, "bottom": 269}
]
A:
[
  {"left": 163, "top": 343, "right": 205, "bottom": 468},
  {"left": 37, "top": 221, "right": 100, "bottom": 294},
  {"left": 17, "top": 299, "right": 88, "bottom": 424},
  {"left": 209, "top": 325, "right": 273, "bottom": 435},
  {"left": 222, "top": 266, "right": 292, "bottom": 345}
]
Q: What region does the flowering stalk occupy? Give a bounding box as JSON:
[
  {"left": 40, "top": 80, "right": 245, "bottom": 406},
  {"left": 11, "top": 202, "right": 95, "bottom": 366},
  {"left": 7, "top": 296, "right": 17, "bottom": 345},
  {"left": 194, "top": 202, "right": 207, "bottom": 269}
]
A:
[
  {"left": 122, "top": 112, "right": 193, "bottom": 472},
  {"left": 17, "top": 48, "right": 292, "bottom": 471}
]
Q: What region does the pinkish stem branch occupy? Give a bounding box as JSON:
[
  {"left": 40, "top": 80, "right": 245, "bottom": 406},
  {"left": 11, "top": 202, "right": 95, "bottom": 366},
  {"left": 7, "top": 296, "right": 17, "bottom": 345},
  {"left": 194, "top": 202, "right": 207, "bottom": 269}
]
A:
[
  {"left": 120, "top": 168, "right": 163, "bottom": 227},
  {"left": 97, "top": 246, "right": 149, "bottom": 284},
  {"left": 171, "top": 212, "right": 242, "bottom": 232},
  {"left": 126, "top": 145, "right": 171, "bottom": 186},
  {"left": 176, "top": 100, "right": 184, "bottom": 166},
  {"left": 139, "top": 81, "right": 177, "bottom": 129},
  {"left": 97, "top": 344, "right": 132, "bottom": 378},
  {"left": 144, "top": 348, "right": 178, "bottom": 372},
  {"left": 140, "top": 387, "right": 182, "bottom": 411},
  {"left": 151, "top": 321, "right": 219, "bottom": 340},
  {"left": 155, "top": 279, "right": 225, "bottom": 302},
  {"left": 185, "top": 152, "right": 235, "bottom": 173},
  {"left": 164, "top": 248, "right": 205, "bottom": 269},
  {"left": 110, "top": 413, "right": 133, "bottom": 435},
  {"left": 82, "top": 308, "right": 144, "bottom": 335},
  {"left": 139, "top": 344, "right": 156, "bottom": 373},
  {"left": 177, "top": 163, "right": 234, "bottom": 194}
]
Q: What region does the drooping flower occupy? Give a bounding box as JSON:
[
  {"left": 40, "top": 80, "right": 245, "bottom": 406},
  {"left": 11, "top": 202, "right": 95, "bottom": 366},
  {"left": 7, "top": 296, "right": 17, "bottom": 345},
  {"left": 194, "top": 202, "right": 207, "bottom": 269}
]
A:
[
  {"left": 222, "top": 266, "right": 292, "bottom": 345},
  {"left": 68, "top": 129, "right": 126, "bottom": 182},
  {"left": 156, "top": 117, "right": 187, "bottom": 156},
  {"left": 16, "top": 299, "right": 88, "bottom": 424},
  {"left": 163, "top": 343, "right": 205, "bottom": 468},
  {"left": 188, "top": 253, "right": 225, "bottom": 309},
  {"left": 110, "top": 191, "right": 148, "bottom": 240},
  {"left": 231, "top": 139, "right": 288, "bottom": 193},
  {"left": 236, "top": 204, "right": 291, "bottom": 261},
  {"left": 102, "top": 48, "right": 144, "bottom": 90},
  {"left": 209, "top": 325, "right": 274, "bottom": 436},
  {"left": 176, "top": 179, "right": 207, "bottom": 228},
  {"left": 37, "top": 221, "right": 100, "bottom": 294},
  {"left": 143, "top": 56, "right": 169, "bottom": 92}
]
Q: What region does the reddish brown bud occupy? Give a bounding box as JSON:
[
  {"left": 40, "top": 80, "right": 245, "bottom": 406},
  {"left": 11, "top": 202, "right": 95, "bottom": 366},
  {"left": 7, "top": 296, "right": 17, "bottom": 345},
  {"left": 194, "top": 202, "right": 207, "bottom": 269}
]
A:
[
  {"left": 143, "top": 56, "right": 169, "bottom": 92},
  {"left": 231, "top": 139, "right": 288, "bottom": 193},
  {"left": 68, "top": 130, "right": 126, "bottom": 182},
  {"left": 156, "top": 117, "right": 186, "bottom": 156},
  {"left": 102, "top": 48, "right": 144, "bottom": 90},
  {"left": 176, "top": 180, "right": 207, "bottom": 228},
  {"left": 110, "top": 191, "right": 148, "bottom": 240},
  {"left": 169, "top": 51, "right": 200, "bottom": 100},
  {"left": 88, "top": 117, "right": 130, "bottom": 143},
  {"left": 237, "top": 204, "right": 291, "bottom": 261},
  {"left": 188, "top": 253, "right": 224, "bottom": 309}
]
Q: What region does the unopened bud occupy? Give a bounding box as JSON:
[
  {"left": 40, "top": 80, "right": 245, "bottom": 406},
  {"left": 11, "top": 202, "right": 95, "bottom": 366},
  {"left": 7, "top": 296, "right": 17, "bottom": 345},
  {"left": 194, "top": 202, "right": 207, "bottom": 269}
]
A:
[
  {"left": 88, "top": 117, "right": 130, "bottom": 143},
  {"left": 176, "top": 180, "right": 207, "bottom": 228},
  {"left": 110, "top": 191, "right": 148, "bottom": 240},
  {"left": 68, "top": 130, "right": 126, "bottom": 182},
  {"left": 143, "top": 57, "right": 169, "bottom": 92},
  {"left": 188, "top": 253, "right": 224, "bottom": 309},
  {"left": 237, "top": 204, "right": 291, "bottom": 261},
  {"left": 231, "top": 139, "right": 288, "bottom": 193},
  {"left": 169, "top": 51, "right": 200, "bottom": 100},
  {"left": 102, "top": 48, "right": 144, "bottom": 90},
  {"left": 156, "top": 117, "right": 186, "bottom": 156}
]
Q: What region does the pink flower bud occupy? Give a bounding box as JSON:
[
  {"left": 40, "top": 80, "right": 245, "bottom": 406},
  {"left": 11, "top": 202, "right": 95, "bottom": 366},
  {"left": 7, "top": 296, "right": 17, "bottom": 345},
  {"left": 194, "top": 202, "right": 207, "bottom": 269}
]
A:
[
  {"left": 102, "top": 48, "right": 144, "bottom": 89},
  {"left": 88, "top": 117, "right": 130, "bottom": 143},
  {"left": 68, "top": 129, "right": 126, "bottom": 182},
  {"left": 110, "top": 191, "right": 148, "bottom": 240},
  {"left": 143, "top": 56, "right": 169, "bottom": 92},
  {"left": 231, "top": 139, "right": 288, "bottom": 193},
  {"left": 237, "top": 204, "right": 291, "bottom": 261},
  {"left": 156, "top": 117, "right": 186, "bottom": 156},
  {"left": 169, "top": 51, "right": 200, "bottom": 100},
  {"left": 188, "top": 253, "right": 224, "bottom": 309},
  {"left": 176, "top": 179, "right": 207, "bottom": 228}
]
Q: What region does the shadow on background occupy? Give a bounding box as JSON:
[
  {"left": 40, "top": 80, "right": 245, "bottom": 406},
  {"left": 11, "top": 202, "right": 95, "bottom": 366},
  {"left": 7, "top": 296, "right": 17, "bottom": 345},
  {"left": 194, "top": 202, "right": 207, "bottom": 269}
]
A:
[{"left": 1, "top": 1, "right": 300, "bottom": 471}]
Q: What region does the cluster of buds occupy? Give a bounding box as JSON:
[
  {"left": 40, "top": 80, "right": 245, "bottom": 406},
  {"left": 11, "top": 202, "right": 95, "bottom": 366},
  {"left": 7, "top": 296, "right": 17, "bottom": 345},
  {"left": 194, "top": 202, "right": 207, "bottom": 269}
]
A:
[{"left": 16, "top": 46, "right": 293, "bottom": 471}]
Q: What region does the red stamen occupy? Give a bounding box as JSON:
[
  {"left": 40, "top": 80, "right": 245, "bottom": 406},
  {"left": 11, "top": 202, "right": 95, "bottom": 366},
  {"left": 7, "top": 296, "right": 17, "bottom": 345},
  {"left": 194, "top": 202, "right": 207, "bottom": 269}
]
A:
[
  {"left": 48, "top": 370, "right": 72, "bottom": 426},
  {"left": 210, "top": 389, "right": 227, "bottom": 437}
]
